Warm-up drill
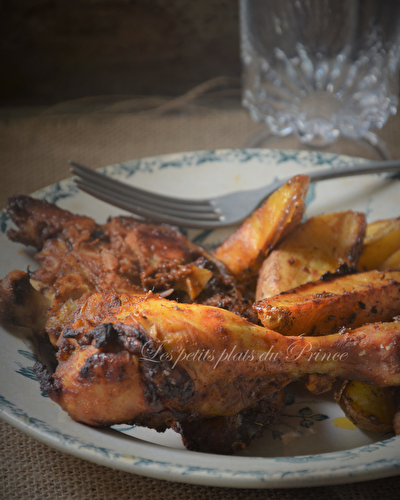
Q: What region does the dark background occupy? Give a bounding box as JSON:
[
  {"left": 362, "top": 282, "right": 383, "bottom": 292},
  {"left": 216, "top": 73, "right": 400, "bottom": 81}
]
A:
[{"left": 0, "top": 0, "right": 241, "bottom": 105}]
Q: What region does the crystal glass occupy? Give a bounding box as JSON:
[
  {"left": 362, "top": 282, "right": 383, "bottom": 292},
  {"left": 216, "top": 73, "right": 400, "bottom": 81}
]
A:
[{"left": 240, "top": 0, "right": 400, "bottom": 157}]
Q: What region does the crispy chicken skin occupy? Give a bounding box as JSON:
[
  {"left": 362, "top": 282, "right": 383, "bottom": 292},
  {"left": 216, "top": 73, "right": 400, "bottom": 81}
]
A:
[
  {"left": 1, "top": 195, "right": 265, "bottom": 453},
  {"left": 172, "top": 390, "right": 286, "bottom": 453},
  {"left": 6, "top": 195, "right": 97, "bottom": 249},
  {"left": 5, "top": 195, "right": 256, "bottom": 345},
  {"left": 37, "top": 293, "right": 400, "bottom": 433},
  {"left": 0, "top": 270, "right": 50, "bottom": 332},
  {"left": 0, "top": 269, "right": 282, "bottom": 454}
]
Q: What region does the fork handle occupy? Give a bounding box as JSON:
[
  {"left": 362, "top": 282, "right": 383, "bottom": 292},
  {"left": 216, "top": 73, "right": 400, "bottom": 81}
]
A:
[
  {"left": 305, "top": 159, "right": 400, "bottom": 183},
  {"left": 248, "top": 158, "right": 400, "bottom": 220}
]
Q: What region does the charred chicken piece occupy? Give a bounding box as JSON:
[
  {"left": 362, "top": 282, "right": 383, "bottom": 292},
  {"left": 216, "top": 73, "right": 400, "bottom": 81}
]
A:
[
  {"left": 6, "top": 194, "right": 97, "bottom": 249},
  {"left": 172, "top": 390, "right": 286, "bottom": 454},
  {"left": 36, "top": 293, "right": 400, "bottom": 442},
  {"left": 2, "top": 195, "right": 263, "bottom": 453},
  {"left": 0, "top": 270, "right": 56, "bottom": 371},
  {"left": 0, "top": 259, "right": 284, "bottom": 452},
  {"left": 0, "top": 269, "right": 282, "bottom": 453},
  {"left": 5, "top": 195, "right": 257, "bottom": 344},
  {"left": 0, "top": 270, "right": 50, "bottom": 332}
]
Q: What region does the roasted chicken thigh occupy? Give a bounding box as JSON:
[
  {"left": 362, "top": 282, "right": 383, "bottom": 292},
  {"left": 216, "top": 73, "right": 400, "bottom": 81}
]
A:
[
  {"left": 1, "top": 195, "right": 266, "bottom": 452},
  {"left": 37, "top": 293, "right": 400, "bottom": 432},
  {"left": 5, "top": 195, "right": 257, "bottom": 346}
]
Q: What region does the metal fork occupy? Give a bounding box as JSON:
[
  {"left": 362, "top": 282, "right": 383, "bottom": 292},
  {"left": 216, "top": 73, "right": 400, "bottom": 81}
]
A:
[{"left": 70, "top": 159, "right": 400, "bottom": 229}]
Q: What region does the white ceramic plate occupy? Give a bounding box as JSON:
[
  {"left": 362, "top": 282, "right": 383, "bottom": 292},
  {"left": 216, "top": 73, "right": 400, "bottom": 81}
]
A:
[{"left": 1, "top": 149, "right": 400, "bottom": 489}]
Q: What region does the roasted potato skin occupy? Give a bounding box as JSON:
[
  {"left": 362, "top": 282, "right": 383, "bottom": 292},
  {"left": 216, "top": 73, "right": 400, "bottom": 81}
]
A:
[
  {"left": 378, "top": 248, "right": 400, "bottom": 271},
  {"left": 254, "top": 270, "right": 400, "bottom": 336},
  {"left": 256, "top": 211, "right": 366, "bottom": 300},
  {"left": 358, "top": 217, "right": 400, "bottom": 271},
  {"left": 214, "top": 175, "right": 309, "bottom": 286},
  {"left": 335, "top": 380, "right": 397, "bottom": 433},
  {"left": 364, "top": 218, "right": 395, "bottom": 241}
]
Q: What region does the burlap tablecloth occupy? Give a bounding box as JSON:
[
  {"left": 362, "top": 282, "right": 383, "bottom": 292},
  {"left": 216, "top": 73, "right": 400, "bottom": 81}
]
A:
[{"left": 1, "top": 95, "right": 400, "bottom": 499}]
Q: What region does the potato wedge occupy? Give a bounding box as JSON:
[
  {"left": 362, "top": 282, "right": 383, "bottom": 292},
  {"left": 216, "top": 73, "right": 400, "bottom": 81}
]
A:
[
  {"left": 378, "top": 248, "right": 400, "bottom": 271},
  {"left": 174, "top": 265, "right": 213, "bottom": 300},
  {"left": 335, "top": 380, "right": 396, "bottom": 433},
  {"left": 254, "top": 270, "right": 400, "bottom": 336},
  {"left": 358, "top": 217, "right": 400, "bottom": 271},
  {"left": 304, "top": 374, "right": 335, "bottom": 395},
  {"left": 364, "top": 218, "right": 395, "bottom": 242},
  {"left": 256, "top": 211, "right": 366, "bottom": 300},
  {"left": 214, "top": 175, "right": 310, "bottom": 285}
]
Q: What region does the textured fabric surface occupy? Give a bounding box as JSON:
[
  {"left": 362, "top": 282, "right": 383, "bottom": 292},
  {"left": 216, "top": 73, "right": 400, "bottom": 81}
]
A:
[
  {"left": 1, "top": 419, "right": 400, "bottom": 499},
  {"left": 1, "top": 97, "right": 400, "bottom": 499},
  {"left": 2, "top": 96, "right": 400, "bottom": 207}
]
